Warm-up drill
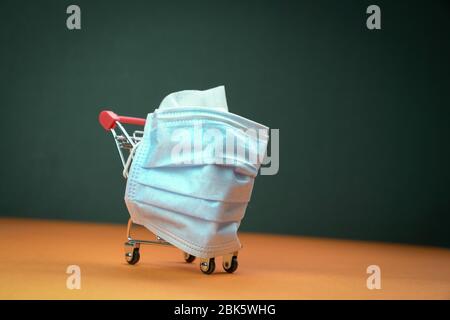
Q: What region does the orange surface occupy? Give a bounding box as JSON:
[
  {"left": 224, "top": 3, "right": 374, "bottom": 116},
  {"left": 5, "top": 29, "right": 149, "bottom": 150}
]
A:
[{"left": 0, "top": 218, "right": 449, "bottom": 299}]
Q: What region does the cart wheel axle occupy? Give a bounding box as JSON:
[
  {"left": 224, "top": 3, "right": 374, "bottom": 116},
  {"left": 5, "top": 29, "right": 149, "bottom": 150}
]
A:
[
  {"left": 200, "top": 258, "right": 216, "bottom": 274},
  {"left": 125, "top": 247, "right": 140, "bottom": 265},
  {"left": 223, "top": 256, "right": 238, "bottom": 273}
]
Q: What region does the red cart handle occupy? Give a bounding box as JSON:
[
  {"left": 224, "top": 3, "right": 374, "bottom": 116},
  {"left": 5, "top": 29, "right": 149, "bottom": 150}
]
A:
[{"left": 99, "top": 110, "right": 146, "bottom": 130}]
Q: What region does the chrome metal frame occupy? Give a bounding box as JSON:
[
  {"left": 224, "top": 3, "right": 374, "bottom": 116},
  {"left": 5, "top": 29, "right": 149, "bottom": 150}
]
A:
[{"left": 125, "top": 218, "right": 172, "bottom": 247}]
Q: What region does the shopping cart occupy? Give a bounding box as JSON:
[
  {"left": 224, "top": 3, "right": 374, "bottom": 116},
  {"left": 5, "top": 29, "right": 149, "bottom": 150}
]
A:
[{"left": 98, "top": 110, "right": 239, "bottom": 274}]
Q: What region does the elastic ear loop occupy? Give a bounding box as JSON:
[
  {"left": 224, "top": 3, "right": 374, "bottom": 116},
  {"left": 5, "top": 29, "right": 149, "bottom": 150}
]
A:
[{"left": 123, "top": 141, "right": 142, "bottom": 179}]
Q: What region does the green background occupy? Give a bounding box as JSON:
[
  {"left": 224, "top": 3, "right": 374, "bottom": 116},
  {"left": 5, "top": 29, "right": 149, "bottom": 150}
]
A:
[{"left": 1, "top": 0, "right": 449, "bottom": 247}]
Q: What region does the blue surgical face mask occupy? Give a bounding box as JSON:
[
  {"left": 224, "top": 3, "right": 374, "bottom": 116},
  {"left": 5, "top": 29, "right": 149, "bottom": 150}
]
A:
[{"left": 125, "top": 86, "right": 268, "bottom": 258}]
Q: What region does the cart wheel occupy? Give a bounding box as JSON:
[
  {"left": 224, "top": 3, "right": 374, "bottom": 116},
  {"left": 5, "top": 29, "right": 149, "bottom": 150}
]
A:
[
  {"left": 223, "top": 256, "right": 238, "bottom": 273},
  {"left": 125, "top": 247, "right": 140, "bottom": 265},
  {"left": 183, "top": 252, "right": 196, "bottom": 263},
  {"left": 200, "top": 258, "right": 215, "bottom": 274}
]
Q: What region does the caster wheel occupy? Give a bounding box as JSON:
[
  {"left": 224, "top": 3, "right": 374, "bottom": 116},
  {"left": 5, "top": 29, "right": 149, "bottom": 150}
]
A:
[
  {"left": 223, "top": 256, "right": 238, "bottom": 273},
  {"left": 184, "top": 253, "right": 196, "bottom": 263},
  {"left": 200, "top": 258, "right": 216, "bottom": 274},
  {"left": 125, "top": 247, "right": 140, "bottom": 265}
]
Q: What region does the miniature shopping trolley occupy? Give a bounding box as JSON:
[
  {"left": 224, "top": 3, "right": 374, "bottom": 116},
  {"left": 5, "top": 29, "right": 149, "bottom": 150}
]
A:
[{"left": 98, "top": 110, "right": 239, "bottom": 274}]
